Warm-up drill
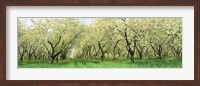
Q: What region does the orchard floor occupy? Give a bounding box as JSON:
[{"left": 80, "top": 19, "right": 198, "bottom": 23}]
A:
[{"left": 18, "top": 57, "right": 182, "bottom": 68}]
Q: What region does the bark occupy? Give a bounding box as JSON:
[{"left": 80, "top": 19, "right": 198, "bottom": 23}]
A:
[
  {"left": 61, "top": 46, "right": 69, "bottom": 60},
  {"left": 28, "top": 48, "right": 36, "bottom": 60},
  {"left": 124, "top": 27, "right": 136, "bottom": 63},
  {"left": 112, "top": 40, "right": 120, "bottom": 61},
  {"left": 98, "top": 42, "right": 105, "bottom": 61},
  {"left": 47, "top": 36, "right": 62, "bottom": 63},
  {"left": 139, "top": 52, "right": 143, "bottom": 59},
  {"left": 151, "top": 44, "right": 162, "bottom": 60},
  {"left": 19, "top": 45, "right": 27, "bottom": 61},
  {"left": 171, "top": 46, "right": 182, "bottom": 58},
  {"left": 136, "top": 43, "right": 145, "bottom": 60}
]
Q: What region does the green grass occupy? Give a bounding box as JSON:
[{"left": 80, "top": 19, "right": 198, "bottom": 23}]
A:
[{"left": 18, "top": 57, "right": 182, "bottom": 68}]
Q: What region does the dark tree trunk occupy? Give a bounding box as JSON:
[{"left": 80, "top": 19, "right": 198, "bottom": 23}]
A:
[
  {"left": 61, "top": 49, "right": 68, "bottom": 60},
  {"left": 130, "top": 52, "right": 134, "bottom": 63},
  {"left": 56, "top": 57, "right": 59, "bottom": 63},
  {"left": 19, "top": 45, "right": 27, "bottom": 62},
  {"left": 122, "top": 19, "right": 137, "bottom": 63},
  {"left": 158, "top": 45, "right": 162, "bottom": 59},
  {"left": 28, "top": 52, "right": 33, "bottom": 60},
  {"left": 171, "top": 46, "right": 182, "bottom": 58},
  {"left": 139, "top": 52, "right": 143, "bottom": 60},
  {"left": 50, "top": 52, "right": 61, "bottom": 63},
  {"left": 151, "top": 44, "right": 162, "bottom": 60},
  {"left": 126, "top": 47, "right": 134, "bottom": 62},
  {"left": 51, "top": 57, "right": 55, "bottom": 63},
  {"left": 112, "top": 40, "right": 120, "bottom": 61},
  {"left": 19, "top": 52, "right": 25, "bottom": 61},
  {"left": 136, "top": 44, "right": 145, "bottom": 60},
  {"left": 20, "top": 49, "right": 25, "bottom": 61},
  {"left": 98, "top": 42, "right": 105, "bottom": 61},
  {"left": 20, "top": 55, "right": 24, "bottom": 61}
]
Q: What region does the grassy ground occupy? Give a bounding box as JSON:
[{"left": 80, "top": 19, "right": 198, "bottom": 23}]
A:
[{"left": 18, "top": 57, "right": 182, "bottom": 68}]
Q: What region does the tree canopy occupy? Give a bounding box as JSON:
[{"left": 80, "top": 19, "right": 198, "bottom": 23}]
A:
[{"left": 18, "top": 18, "right": 182, "bottom": 65}]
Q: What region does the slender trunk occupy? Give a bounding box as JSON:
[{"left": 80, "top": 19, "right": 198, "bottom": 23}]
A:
[
  {"left": 139, "top": 52, "right": 143, "bottom": 60},
  {"left": 130, "top": 52, "right": 134, "bottom": 63},
  {"left": 61, "top": 50, "right": 68, "bottom": 60},
  {"left": 56, "top": 57, "right": 59, "bottom": 63},
  {"left": 112, "top": 40, "right": 119, "bottom": 61},
  {"left": 158, "top": 45, "right": 162, "bottom": 59},
  {"left": 151, "top": 44, "right": 162, "bottom": 59},
  {"left": 20, "top": 55, "right": 24, "bottom": 61},
  {"left": 136, "top": 44, "right": 144, "bottom": 60},
  {"left": 158, "top": 51, "right": 162, "bottom": 60},
  {"left": 98, "top": 42, "right": 105, "bottom": 61},
  {"left": 51, "top": 57, "right": 55, "bottom": 63}
]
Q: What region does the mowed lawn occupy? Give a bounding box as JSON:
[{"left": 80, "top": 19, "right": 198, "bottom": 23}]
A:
[{"left": 18, "top": 57, "right": 182, "bottom": 68}]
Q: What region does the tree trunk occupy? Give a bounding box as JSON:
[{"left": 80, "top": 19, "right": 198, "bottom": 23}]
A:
[
  {"left": 139, "top": 52, "right": 143, "bottom": 60},
  {"left": 130, "top": 53, "right": 134, "bottom": 63},
  {"left": 129, "top": 48, "right": 134, "bottom": 63},
  {"left": 20, "top": 56, "right": 24, "bottom": 61},
  {"left": 98, "top": 42, "right": 105, "bottom": 61},
  {"left": 158, "top": 52, "right": 162, "bottom": 60},
  {"left": 61, "top": 50, "right": 68, "bottom": 60},
  {"left": 51, "top": 57, "right": 55, "bottom": 63},
  {"left": 56, "top": 57, "right": 59, "bottom": 63},
  {"left": 112, "top": 40, "right": 119, "bottom": 61}
]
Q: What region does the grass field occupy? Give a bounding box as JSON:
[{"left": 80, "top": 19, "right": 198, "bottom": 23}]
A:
[{"left": 18, "top": 57, "right": 182, "bottom": 68}]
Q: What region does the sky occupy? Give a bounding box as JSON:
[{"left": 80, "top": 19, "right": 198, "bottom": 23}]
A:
[
  {"left": 19, "top": 18, "right": 96, "bottom": 27},
  {"left": 19, "top": 18, "right": 32, "bottom": 27},
  {"left": 78, "top": 18, "right": 96, "bottom": 25}
]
